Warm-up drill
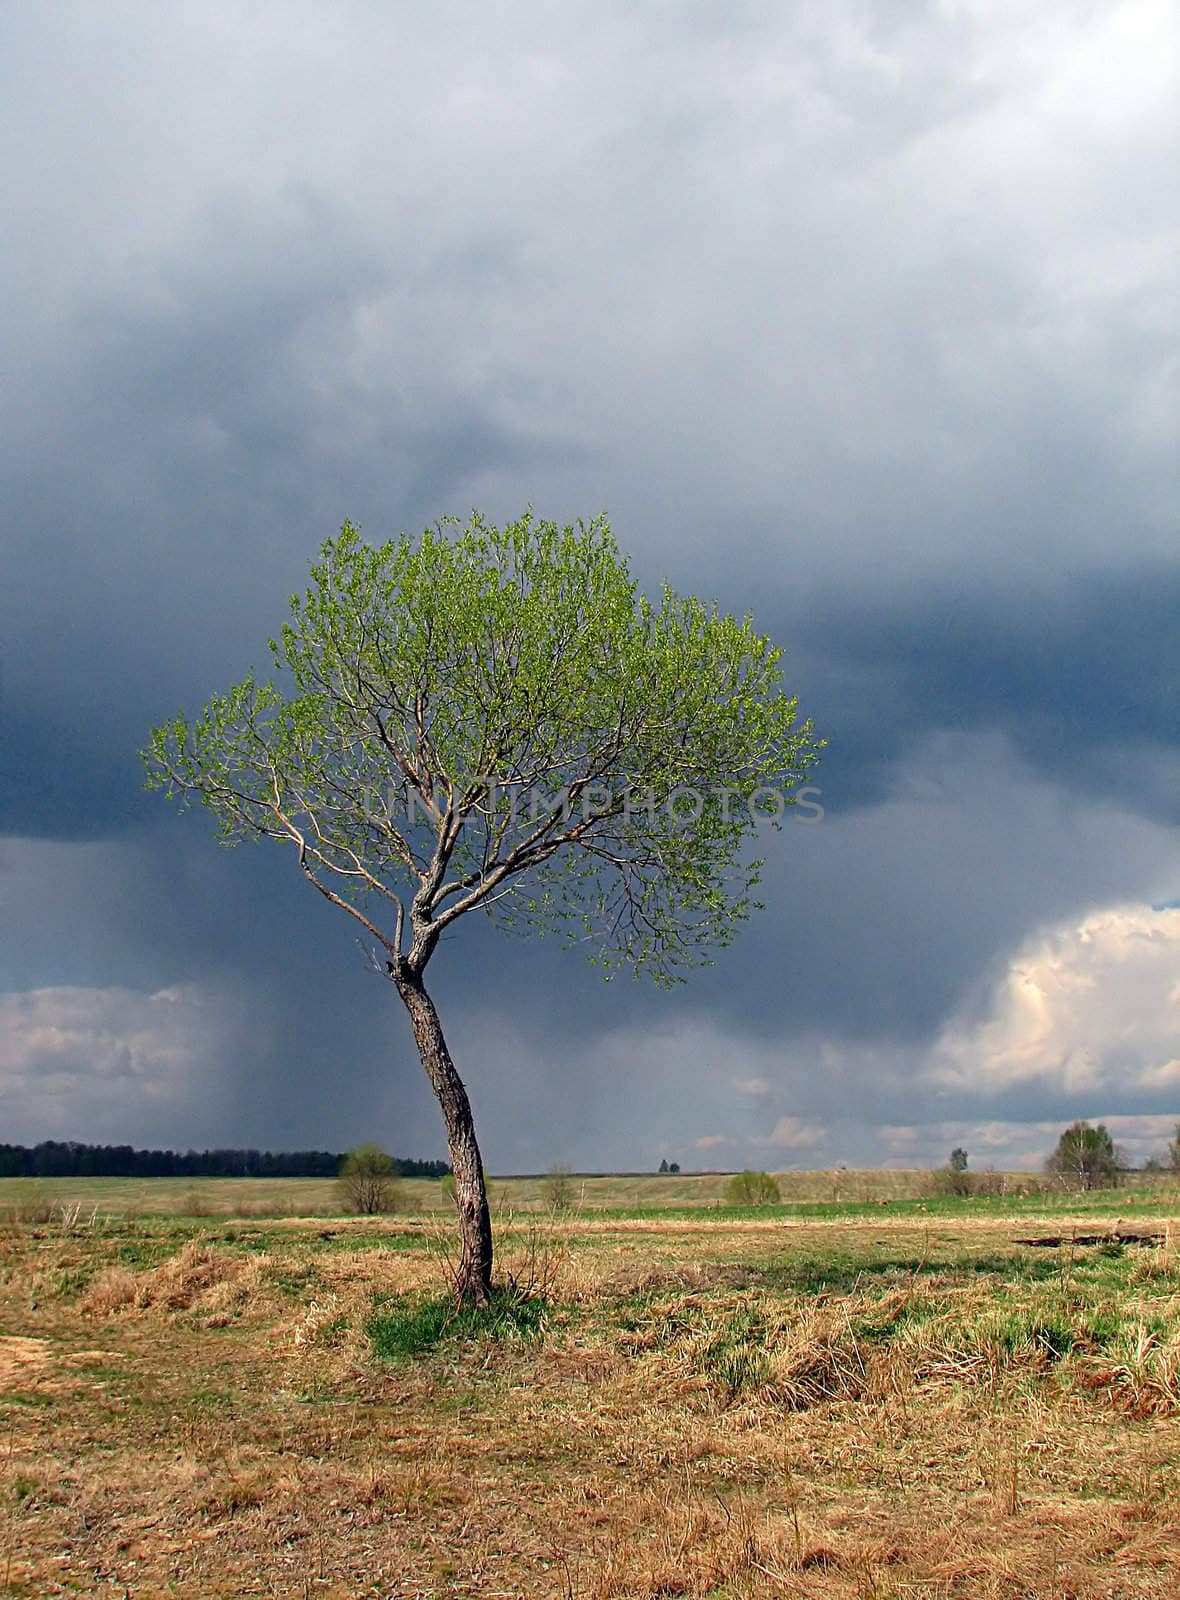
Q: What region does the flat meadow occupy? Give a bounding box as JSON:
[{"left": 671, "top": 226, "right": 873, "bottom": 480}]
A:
[{"left": 3, "top": 1175, "right": 1180, "bottom": 1598}]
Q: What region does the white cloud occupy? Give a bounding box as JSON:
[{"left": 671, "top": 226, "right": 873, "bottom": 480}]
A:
[
  {"left": 760, "top": 1116, "right": 825, "bottom": 1151},
  {"left": 1140, "top": 1059, "right": 1180, "bottom": 1088},
  {"left": 931, "top": 904, "right": 1180, "bottom": 1094}
]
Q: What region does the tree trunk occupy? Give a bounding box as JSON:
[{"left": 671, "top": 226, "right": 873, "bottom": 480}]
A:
[{"left": 392, "top": 969, "right": 493, "bottom": 1306}]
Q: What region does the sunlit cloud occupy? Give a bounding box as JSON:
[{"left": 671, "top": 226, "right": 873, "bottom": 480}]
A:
[
  {"left": 759, "top": 1117, "right": 826, "bottom": 1151},
  {"left": 931, "top": 905, "right": 1180, "bottom": 1095}
]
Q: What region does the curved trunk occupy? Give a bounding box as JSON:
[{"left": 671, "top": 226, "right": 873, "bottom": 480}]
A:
[{"left": 393, "top": 969, "right": 493, "bottom": 1306}]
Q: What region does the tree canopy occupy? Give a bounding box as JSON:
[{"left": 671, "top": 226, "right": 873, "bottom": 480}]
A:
[
  {"left": 146, "top": 514, "right": 820, "bottom": 983},
  {"left": 1046, "top": 1121, "right": 1120, "bottom": 1191}
]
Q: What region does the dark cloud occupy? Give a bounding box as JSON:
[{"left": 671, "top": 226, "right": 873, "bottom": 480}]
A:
[
  {"left": 777, "top": 562, "right": 1180, "bottom": 821},
  {"left": 1, "top": 1, "right": 1176, "bottom": 1163}
]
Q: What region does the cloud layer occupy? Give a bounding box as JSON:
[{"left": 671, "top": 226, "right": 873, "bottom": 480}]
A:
[{"left": 1, "top": 2, "right": 1177, "bottom": 1165}]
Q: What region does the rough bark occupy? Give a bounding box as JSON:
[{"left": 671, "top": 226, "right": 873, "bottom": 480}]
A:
[{"left": 392, "top": 968, "right": 493, "bottom": 1305}]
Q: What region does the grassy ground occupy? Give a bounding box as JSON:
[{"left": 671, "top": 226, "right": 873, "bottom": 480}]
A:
[
  {"left": 3, "top": 1187, "right": 1180, "bottom": 1596},
  {"left": 0, "top": 1167, "right": 1169, "bottom": 1220}
]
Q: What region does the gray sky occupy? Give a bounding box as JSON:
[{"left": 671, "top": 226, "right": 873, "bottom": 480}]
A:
[{"left": 2, "top": 1, "right": 1177, "bottom": 1172}]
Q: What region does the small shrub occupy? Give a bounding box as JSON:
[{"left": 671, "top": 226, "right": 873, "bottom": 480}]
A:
[
  {"left": 724, "top": 1170, "right": 781, "bottom": 1207},
  {"left": 542, "top": 1164, "right": 576, "bottom": 1213},
  {"left": 338, "top": 1144, "right": 400, "bottom": 1215},
  {"left": 929, "top": 1165, "right": 975, "bottom": 1198},
  {"left": 972, "top": 1170, "right": 1007, "bottom": 1197}
]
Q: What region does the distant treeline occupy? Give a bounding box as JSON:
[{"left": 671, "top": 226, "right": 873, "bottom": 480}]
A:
[{"left": 0, "top": 1141, "right": 450, "bottom": 1180}]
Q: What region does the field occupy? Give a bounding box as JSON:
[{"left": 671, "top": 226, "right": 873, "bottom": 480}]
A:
[
  {"left": 0, "top": 1166, "right": 1104, "bottom": 1221},
  {"left": 3, "top": 1178, "right": 1180, "bottom": 1598},
  {"left": 0, "top": 1171, "right": 958, "bottom": 1219}
]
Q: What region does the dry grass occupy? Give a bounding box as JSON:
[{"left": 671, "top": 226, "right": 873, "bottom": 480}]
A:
[
  {"left": 3, "top": 1206, "right": 1180, "bottom": 1597},
  {"left": 78, "top": 1239, "right": 273, "bottom": 1325}
]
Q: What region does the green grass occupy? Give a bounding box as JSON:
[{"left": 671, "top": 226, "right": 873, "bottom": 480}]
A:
[
  {"left": 3, "top": 1170, "right": 1178, "bottom": 1223},
  {"left": 695, "top": 1304, "right": 773, "bottom": 1397},
  {"left": 594, "top": 1189, "right": 1180, "bottom": 1224},
  {"left": 367, "top": 1289, "right": 550, "bottom": 1361},
  {"left": 261, "top": 1259, "right": 323, "bottom": 1298},
  {"left": 2, "top": 1177, "right": 1170, "bottom": 1235}
]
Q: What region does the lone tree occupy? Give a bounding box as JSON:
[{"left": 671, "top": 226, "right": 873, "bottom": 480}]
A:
[
  {"left": 1046, "top": 1121, "right": 1119, "bottom": 1191},
  {"left": 144, "top": 513, "right": 821, "bottom": 1303}
]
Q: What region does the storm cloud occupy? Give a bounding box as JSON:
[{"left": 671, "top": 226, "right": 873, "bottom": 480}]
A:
[{"left": 1, "top": 0, "right": 1177, "bottom": 1170}]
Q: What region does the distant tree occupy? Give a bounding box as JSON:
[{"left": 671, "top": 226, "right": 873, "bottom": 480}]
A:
[
  {"left": 949, "top": 1148, "right": 968, "bottom": 1172},
  {"left": 1046, "top": 1121, "right": 1119, "bottom": 1191},
  {"left": 1170, "top": 1123, "right": 1180, "bottom": 1173},
  {"left": 725, "top": 1169, "right": 781, "bottom": 1206},
  {"left": 658, "top": 1158, "right": 669, "bottom": 1174},
  {"left": 668, "top": 1161, "right": 680, "bottom": 1174},
  {"left": 543, "top": 1165, "right": 575, "bottom": 1212},
  {"left": 144, "top": 513, "right": 821, "bottom": 1303},
  {"left": 338, "top": 1143, "right": 400, "bottom": 1214}
]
